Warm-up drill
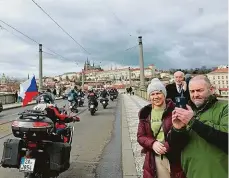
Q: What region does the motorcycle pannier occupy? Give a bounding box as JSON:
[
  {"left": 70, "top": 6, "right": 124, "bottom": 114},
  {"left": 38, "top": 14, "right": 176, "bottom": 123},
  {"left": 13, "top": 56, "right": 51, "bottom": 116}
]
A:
[
  {"left": 46, "top": 142, "right": 71, "bottom": 172},
  {"left": 1, "top": 139, "right": 22, "bottom": 168}
]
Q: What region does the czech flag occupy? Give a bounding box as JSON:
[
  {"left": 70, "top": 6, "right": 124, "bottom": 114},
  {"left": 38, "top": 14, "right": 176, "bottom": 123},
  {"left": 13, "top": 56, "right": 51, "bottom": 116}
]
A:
[{"left": 19, "top": 76, "right": 39, "bottom": 107}]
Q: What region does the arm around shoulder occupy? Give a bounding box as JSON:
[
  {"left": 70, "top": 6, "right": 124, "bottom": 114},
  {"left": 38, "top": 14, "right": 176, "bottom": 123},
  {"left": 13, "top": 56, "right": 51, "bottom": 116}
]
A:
[{"left": 167, "top": 127, "right": 190, "bottom": 151}]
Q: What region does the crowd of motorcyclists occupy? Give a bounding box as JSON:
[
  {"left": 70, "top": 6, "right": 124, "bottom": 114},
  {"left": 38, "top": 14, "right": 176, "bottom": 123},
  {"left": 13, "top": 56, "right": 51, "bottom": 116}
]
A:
[
  {"left": 32, "top": 86, "right": 119, "bottom": 144},
  {"left": 36, "top": 86, "right": 119, "bottom": 123},
  {"left": 0, "top": 86, "right": 119, "bottom": 178}
]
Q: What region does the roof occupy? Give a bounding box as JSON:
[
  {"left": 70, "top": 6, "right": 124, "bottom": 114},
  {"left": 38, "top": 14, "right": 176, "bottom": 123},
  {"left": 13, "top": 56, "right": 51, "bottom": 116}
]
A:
[
  {"left": 62, "top": 72, "right": 77, "bottom": 75},
  {"left": 209, "top": 68, "right": 228, "bottom": 74},
  {"left": 219, "top": 88, "right": 229, "bottom": 91}
]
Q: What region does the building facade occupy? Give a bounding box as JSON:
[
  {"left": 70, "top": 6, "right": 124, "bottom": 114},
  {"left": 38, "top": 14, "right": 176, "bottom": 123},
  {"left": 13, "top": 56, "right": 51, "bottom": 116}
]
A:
[{"left": 207, "top": 65, "right": 228, "bottom": 96}]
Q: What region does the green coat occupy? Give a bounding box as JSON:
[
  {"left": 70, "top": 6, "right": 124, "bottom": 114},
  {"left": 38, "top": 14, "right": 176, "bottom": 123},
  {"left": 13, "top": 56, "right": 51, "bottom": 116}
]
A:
[{"left": 169, "top": 96, "right": 228, "bottom": 178}]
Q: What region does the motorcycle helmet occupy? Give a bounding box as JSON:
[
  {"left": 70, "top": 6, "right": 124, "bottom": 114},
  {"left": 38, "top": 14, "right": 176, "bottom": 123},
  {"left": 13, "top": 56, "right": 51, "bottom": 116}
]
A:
[
  {"left": 33, "top": 103, "right": 47, "bottom": 111},
  {"left": 38, "top": 93, "right": 55, "bottom": 104}
]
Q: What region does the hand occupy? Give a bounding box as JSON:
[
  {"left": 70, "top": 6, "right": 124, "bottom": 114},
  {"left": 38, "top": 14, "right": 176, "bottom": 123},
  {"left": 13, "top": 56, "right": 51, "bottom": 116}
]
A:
[
  {"left": 172, "top": 110, "right": 186, "bottom": 129},
  {"left": 152, "top": 141, "right": 167, "bottom": 155},
  {"left": 182, "top": 81, "right": 187, "bottom": 91},
  {"left": 174, "top": 105, "right": 194, "bottom": 125}
]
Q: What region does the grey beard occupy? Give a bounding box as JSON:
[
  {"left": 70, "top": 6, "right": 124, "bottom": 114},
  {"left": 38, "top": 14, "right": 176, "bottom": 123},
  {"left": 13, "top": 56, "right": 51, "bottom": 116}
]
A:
[{"left": 194, "top": 95, "right": 211, "bottom": 108}]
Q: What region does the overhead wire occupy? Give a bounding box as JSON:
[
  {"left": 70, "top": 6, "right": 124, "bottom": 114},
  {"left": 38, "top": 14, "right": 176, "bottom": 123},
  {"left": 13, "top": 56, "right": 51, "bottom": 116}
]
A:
[
  {"left": 103, "top": 1, "right": 140, "bottom": 38},
  {"left": 0, "top": 24, "right": 61, "bottom": 59},
  {"left": 125, "top": 45, "right": 138, "bottom": 51},
  {"left": 0, "top": 24, "right": 34, "bottom": 45},
  {"left": 31, "top": 0, "right": 91, "bottom": 55},
  {"left": 0, "top": 19, "right": 70, "bottom": 61},
  {"left": 0, "top": 19, "right": 39, "bottom": 44}
]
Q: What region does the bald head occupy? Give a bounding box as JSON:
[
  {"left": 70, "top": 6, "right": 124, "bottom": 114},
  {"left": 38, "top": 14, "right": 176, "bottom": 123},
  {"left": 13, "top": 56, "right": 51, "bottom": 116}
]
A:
[
  {"left": 189, "top": 75, "right": 214, "bottom": 108},
  {"left": 189, "top": 75, "right": 211, "bottom": 88},
  {"left": 174, "top": 71, "right": 184, "bottom": 77},
  {"left": 174, "top": 71, "right": 185, "bottom": 85}
]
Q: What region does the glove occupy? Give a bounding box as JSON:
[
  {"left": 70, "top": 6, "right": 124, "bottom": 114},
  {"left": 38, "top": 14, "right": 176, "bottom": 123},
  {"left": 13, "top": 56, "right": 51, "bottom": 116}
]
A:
[{"left": 73, "top": 116, "right": 80, "bottom": 122}]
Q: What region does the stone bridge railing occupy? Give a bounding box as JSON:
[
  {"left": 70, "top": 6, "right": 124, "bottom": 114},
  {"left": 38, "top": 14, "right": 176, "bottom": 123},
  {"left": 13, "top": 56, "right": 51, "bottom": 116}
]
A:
[
  {"left": 135, "top": 89, "right": 228, "bottom": 102},
  {"left": 0, "top": 94, "right": 16, "bottom": 104}
]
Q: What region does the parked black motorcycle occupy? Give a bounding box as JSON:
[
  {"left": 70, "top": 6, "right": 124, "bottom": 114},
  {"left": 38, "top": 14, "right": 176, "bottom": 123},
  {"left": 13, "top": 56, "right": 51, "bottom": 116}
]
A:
[{"left": 1, "top": 109, "right": 77, "bottom": 178}]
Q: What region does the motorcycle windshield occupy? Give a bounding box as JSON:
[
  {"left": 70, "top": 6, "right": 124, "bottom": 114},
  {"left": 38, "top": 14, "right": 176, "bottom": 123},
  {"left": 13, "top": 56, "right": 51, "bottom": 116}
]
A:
[{"left": 68, "top": 96, "right": 74, "bottom": 101}]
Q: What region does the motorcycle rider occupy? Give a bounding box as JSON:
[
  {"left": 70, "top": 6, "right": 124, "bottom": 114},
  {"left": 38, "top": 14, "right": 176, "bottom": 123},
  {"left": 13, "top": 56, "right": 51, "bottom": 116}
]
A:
[
  {"left": 87, "top": 89, "right": 98, "bottom": 110},
  {"left": 78, "top": 89, "right": 85, "bottom": 97},
  {"left": 77, "top": 89, "right": 85, "bottom": 106},
  {"left": 36, "top": 89, "right": 55, "bottom": 104},
  {"left": 109, "top": 88, "right": 117, "bottom": 99},
  {"left": 68, "top": 88, "right": 78, "bottom": 106},
  {"left": 33, "top": 95, "right": 80, "bottom": 142},
  {"left": 100, "top": 88, "right": 109, "bottom": 98}
]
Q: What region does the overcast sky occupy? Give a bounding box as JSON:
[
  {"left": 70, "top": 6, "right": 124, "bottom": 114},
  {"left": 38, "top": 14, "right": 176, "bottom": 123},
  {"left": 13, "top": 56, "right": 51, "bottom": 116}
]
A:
[{"left": 0, "top": 0, "right": 227, "bottom": 78}]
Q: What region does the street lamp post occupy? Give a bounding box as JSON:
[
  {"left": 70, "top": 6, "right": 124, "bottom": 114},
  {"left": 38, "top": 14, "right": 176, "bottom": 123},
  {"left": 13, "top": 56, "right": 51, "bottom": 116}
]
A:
[
  {"left": 81, "top": 69, "right": 84, "bottom": 91},
  {"left": 39, "top": 44, "right": 43, "bottom": 92},
  {"left": 138, "top": 36, "right": 145, "bottom": 90},
  {"left": 128, "top": 67, "right": 132, "bottom": 87}
]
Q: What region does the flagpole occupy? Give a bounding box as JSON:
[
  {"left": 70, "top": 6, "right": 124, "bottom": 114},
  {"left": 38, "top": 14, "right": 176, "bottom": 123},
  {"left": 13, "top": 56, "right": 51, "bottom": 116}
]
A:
[{"left": 39, "top": 44, "right": 43, "bottom": 92}]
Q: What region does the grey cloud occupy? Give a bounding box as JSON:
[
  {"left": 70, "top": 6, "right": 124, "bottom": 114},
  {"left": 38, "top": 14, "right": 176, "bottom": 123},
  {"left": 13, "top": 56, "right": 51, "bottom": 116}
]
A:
[{"left": 0, "top": 0, "right": 227, "bottom": 78}]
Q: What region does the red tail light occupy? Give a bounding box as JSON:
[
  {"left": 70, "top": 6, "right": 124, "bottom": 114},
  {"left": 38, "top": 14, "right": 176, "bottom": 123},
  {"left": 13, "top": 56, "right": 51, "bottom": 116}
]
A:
[
  {"left": 28, "top": 142, "right": 37, "bottom": 148},
  {"left": 33, "top": 122, "right": 49, "bottom": 128},
  {"left": 12, "top": 121, "right": 19, "bottom": 127}
]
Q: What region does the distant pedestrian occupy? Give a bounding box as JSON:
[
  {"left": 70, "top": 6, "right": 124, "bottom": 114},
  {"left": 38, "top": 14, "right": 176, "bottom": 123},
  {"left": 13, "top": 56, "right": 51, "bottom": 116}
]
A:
[
  {"left": 126, "top": 87, "right": 129, "bottom": 94},
  {"left": 15, "top": 91, "right": 18, "bottom": 103},
  {"left": 129, "top": 86, "right": 132, "bottom": 95}
]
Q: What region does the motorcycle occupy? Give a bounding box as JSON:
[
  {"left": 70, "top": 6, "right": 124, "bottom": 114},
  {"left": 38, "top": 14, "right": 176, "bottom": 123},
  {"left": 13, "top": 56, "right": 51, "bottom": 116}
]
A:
[
  {"left": 1, "top": 109, "right": 77, "bottom": 178},
  {"left": 100, "top": 97, "right": 109, "bottom": 109},
  {"left": 77, "top": 97, "right": 84, "bottom": 107},
  {"left": 113, "top": 94, "right": 117, "bottom": 99},
  {"left": 68, "top": 100, "right": 78, "bottom": 113},
  {"left": 88, "top": 100, "right": 97, "bottom": 116},
  {"left": 110, "top": 95, "right": 114, "bottom": 101}
]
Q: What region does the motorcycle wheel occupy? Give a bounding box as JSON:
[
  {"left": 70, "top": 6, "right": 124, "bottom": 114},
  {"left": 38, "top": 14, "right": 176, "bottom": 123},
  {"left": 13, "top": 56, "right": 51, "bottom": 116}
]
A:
[
  {"left": 103, "top": 105, "right": 107, "bottom": 109},
  {"left": 90, "top": 109, "right": 95, "bottom": 116}
]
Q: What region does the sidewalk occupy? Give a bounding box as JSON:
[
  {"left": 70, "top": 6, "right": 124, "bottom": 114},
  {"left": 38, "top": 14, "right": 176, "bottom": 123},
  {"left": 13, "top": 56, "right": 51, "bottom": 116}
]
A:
[
  {"left": 122, "top": 94, "right": 149, "bottom": 178},
  {"left": 3, "top": 97, "right": 63, "bottom": 110}
]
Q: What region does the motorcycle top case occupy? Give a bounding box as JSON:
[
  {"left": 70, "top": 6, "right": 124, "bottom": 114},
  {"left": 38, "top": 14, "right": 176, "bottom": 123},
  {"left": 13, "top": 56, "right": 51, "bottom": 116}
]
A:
[
  {"left": 11, "top": 116, "right": 54, "bottom": 141},
  {"left": 1, "top": 139, "right": 22, "bottom": 168},
  {"left": 46, "top": 142, "right": 71, "bottom": 172}
]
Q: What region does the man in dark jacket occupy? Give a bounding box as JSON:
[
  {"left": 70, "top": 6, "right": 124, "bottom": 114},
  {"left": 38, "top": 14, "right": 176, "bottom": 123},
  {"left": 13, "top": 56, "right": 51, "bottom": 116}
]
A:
[
  {"left": 166, "top": 71, "right": 190, "bottom": 103},
  {"left": 100, "top": 88, "right": 109, "bottom": 98},
  {"left": 87, "top": 89, "right": 98, "bottom": 109}
]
